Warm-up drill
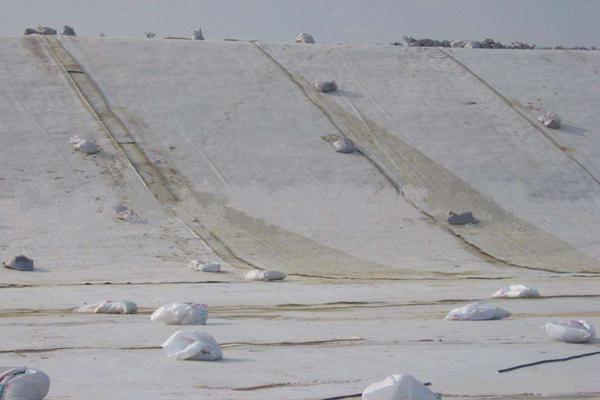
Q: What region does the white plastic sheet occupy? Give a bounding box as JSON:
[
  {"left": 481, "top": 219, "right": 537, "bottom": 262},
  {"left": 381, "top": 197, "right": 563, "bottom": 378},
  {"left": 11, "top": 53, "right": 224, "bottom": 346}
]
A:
[
  {"left": 362, "top": 374, "right": 437, "bottom": 400},
  {"left": 543, "top": 320, "right": 596, "bottom": 343},
  {"left": 151, "top": 303, "right": 208, "bottom": 325},
  {"left": 161, "top": 331, "right": 222, "bottom": 361},
  {"left": 245, "top": 269, "right": 287, "bottom": 281},
  {"left": 445, "top": 301, "right": 510, "bottom": 321}
]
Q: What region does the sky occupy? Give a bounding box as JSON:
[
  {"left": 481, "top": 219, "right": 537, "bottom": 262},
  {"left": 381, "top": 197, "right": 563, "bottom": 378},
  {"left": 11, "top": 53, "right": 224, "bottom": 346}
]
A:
[{"left": 2, "top": 0, "right": 599, "bottom": 47}]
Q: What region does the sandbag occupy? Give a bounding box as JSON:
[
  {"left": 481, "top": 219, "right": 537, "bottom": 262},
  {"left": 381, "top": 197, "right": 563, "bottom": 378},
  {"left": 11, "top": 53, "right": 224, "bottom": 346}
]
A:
[
  {"left": 245, "top": 270, "right": 287, "bottom": 281},
  {"left": 333, "top": 136, "right": 356, "bottom": 153},
  {"left": 188, "top": 259, "right": 221, "bottom": 272},
  {"left": 543, "top": 320, "right": 596, "bottom": 343},
  {"left": 151, "top": 303, "right": 208, "bottom": 325},
  {"left": 0, "top": 367, "right": 50, "bottom": 400},
  {"left": 76, "top": 300, "right": 138, "bottom": 314},
  {"left": 38, "top": 27, "right": 57, "bottom": 36},
  {"left": 447, "top": 211, "right": 478, "bottom": 225},
  {"left": 296, "top": 33, "right": 315, "bottom": 43},
  {"left": 62, "top": 26, "right": 76, "bottom": 36},
  {"left": 193, "top": 29, "right": 204, "bottom": 40},
  {"left": 538, "top": 111, "right": 561, "bottom": 129},
  {"left": 161, "top": 331, "right": 222, "bottom": 361},
  {"left": 314, "top": 80, "right": 338, "bottom": 93},
  {"left": 3, "top": 255, "right": 34, "bottom": 271},
  {"left": 362, "top": 374, "right": 437, "bottom": 400},
  {"left": 69, "top": 135, "right": 100, "bottom": 154},
  {"left": 492, "top": 284, "right": 540, "bottom": 298},
  {"left": 446, "top": 301, "right": 510, "bottom": 321}
]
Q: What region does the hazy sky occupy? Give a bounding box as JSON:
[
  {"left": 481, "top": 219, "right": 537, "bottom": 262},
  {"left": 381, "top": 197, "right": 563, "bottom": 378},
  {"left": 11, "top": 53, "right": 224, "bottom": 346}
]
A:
[{"left": 2, "top": 0, "right": 599, "bottom": 47}]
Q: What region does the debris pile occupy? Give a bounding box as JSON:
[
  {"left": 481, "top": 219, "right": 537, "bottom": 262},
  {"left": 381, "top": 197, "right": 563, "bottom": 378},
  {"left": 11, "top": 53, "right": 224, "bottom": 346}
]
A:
[
  {"left": 23, "top": 26, "right": 58, "bottom": 36},
  {"left": 162, "top": 331, "right": 222, "bottom": 361}
]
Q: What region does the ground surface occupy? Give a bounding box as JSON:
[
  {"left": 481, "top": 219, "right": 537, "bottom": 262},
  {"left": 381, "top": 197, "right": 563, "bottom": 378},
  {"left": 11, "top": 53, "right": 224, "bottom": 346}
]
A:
[{"left": 1, "top": 36, "right": 599, "bottom": 399}]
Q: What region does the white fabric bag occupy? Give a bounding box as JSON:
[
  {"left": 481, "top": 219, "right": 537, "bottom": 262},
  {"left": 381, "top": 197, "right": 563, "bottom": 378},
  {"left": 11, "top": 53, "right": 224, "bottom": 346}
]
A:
[
  {"left": 362, "top": 374, "right": 437, "bottom": 400},
  {"left": 151, "top": 303, "right": 208, "bottom": 325},
  {"left": 161, "top": 331, "right": 222, "bottom": 361},
  {"left": 543, "top": 320, "right": 596, "bottom": 343},
  {"left": 445, "top": 301, "right": 510, "bottom": 321}
]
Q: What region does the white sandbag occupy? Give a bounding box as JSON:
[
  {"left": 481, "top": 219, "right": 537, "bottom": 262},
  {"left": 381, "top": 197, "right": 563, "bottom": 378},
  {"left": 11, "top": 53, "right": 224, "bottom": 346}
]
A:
[
  {"left": 0, "top": 367, "right": 50, "bottom": 400},
  {"left": 296, "top": 33, "right": 315, "bottom": 43},
  {"left": 75, "top": 300, "right": 138, "bottom": 314},
  {"left": 188, "top": 259, "right": 221, "bottom": 272},
  {"left": 492, "top": 284, "right": 540, "bottom": 298},
  {"left": 151, "top": 303, "right": 208, "bottom": 325},
  {"left": 3, "top": 255, "right": 34, "bottom": 271},
  {"left": 333, "top": 136, "right": 356, "bottom": 153},
  {"left": 538, "top": 111, "right": 561, "bottom": 129},
  {"left": 161, "top": 331, "right": 222, "bottom": 361},
  {"left": 445, "top": 301, "right": 510, "bottom": 321},
  {"left": 362, "top": 374, "right": 437, "bottom": 400},
  {"left": 245, "top": 269, "right": 287, "bottom": 281},
  {"left": 314, "top": 80, "right": 338, "bottom": 93},
  {"left": 69, "top": 135, "right": 100, "bottom": 154},
  {"left": 543, "top": 320, "right": 596, "bottom": 343}
]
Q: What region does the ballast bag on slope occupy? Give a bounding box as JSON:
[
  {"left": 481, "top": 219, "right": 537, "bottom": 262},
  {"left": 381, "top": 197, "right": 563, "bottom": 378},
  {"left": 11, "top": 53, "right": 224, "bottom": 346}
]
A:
[
  {"left": 188, "top": 259, "right": 221, "bottom": 272},
  {"left": 0, "top": 367, "right": 50, "bottom": 400},
  {"left": 245, "top": 270, "right": 287, "bottom": 281},
  {"left": 362, "top": 374, "right": 438, "bottom": 400},
  {"left": 543, "top": 320, "right": 596, "bottom": 343},
  {"left": 161, "top": 331, "right": 222, "bottom": 361},
  {"left": 445, "top": 302, "right": 510, "bottom": 321},
  {"left": 151, "top": 303, "right": 208, "bottom": 325}
]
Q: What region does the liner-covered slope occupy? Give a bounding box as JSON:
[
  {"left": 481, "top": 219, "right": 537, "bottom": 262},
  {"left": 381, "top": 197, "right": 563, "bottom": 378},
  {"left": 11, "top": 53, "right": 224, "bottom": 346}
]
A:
[{"left": 59, "top": 37, "right": 600, "bottom": 274}]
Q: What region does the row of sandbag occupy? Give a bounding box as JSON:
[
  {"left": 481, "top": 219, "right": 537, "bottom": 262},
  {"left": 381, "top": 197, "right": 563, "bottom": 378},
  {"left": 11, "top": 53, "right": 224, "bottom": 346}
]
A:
[{"left": 447, "top": 285, "right": 597, "bottom": 344}]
